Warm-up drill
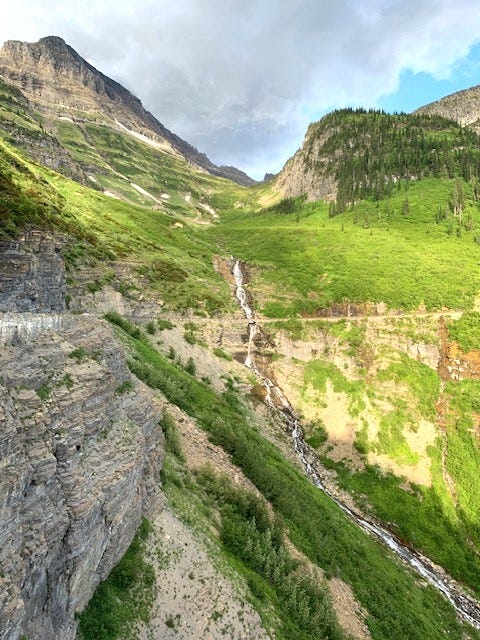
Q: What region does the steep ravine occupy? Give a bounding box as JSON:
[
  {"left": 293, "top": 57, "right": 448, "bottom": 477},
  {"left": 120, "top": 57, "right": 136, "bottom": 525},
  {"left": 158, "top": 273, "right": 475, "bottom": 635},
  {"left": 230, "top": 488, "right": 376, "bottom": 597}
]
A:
[
  {"left": 0, "top": 233, "right": 165, "bottom": 640},
  {"left": 232, "top": 259, "right": 480, "bottom": 631}
]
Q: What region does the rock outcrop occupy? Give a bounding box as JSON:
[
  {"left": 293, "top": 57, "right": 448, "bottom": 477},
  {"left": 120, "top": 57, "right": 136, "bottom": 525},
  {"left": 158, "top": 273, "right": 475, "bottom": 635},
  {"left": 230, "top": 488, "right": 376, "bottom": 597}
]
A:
[
  {"left": 0, "top": 232, "right": 165, "bottom": 640},
  {"left": 275, "top": 123, "right": 337, "bottom": 201},
  {"left": 0, "top": 319, "right": 164, "bottom": 640},
  {"left": 415, "top": 84, "right": 480, "bottom": 131},
  {"left": 0, "top": 36, "right": 255, "bottom": 187},
  {"left": 0, "top": 229, "right": 66, "bottom": 314}
]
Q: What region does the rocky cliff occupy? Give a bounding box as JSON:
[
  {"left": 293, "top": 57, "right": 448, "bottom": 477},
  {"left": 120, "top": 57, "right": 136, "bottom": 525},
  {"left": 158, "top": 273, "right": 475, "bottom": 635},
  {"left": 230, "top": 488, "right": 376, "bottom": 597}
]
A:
[
  {"left": 275, "top": 129, "right": 337, "bottom": 201},
  {"left": 0, "top": 36, "right": 255, "bottom": 186},
  {"left": 0, "top": 229, "right": 66, "bottom": 314},
  {"left": 415, "top": 84, "right": 480, "bottom": 130},
  {"left": 275, "top": 119, "right": 340, "bottom": 201},
  {"left": 0, "top": 232, "right": 165, "bottom": 640}
]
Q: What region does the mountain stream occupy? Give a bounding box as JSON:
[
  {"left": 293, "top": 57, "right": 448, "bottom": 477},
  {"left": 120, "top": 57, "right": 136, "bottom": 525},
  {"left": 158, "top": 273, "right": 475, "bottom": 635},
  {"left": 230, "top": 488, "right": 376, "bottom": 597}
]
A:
[{"left": 232, "top": 259, "right": 480, "bottom": 630}]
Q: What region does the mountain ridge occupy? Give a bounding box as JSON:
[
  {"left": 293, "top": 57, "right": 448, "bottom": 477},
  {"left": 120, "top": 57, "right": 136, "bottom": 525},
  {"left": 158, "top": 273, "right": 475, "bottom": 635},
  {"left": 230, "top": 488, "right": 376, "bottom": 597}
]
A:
[
  {"left": 0, "top": 36, "right": 256, "bottom": 186},
  {"left": 274, "top": 107, "right": 480, "bottom": 204},
  {"left": 414, "top": 83, "right": 480, "bottom": 129}
]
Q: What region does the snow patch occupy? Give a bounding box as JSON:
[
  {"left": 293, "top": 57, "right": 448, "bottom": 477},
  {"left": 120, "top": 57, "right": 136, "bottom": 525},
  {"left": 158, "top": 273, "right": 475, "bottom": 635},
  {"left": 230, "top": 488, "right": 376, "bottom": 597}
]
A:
[
  {"left": 199, "top": 202, "right": 218, "bottom": 218},
  {"left": 130, "top": 183, "right": 162, "bottom": 204},
  {"left": 104, "top": 190, "right": 121, "bottom": 200},
  {"left": 115, "top": 120, "right": 176, "bottom": 154}
]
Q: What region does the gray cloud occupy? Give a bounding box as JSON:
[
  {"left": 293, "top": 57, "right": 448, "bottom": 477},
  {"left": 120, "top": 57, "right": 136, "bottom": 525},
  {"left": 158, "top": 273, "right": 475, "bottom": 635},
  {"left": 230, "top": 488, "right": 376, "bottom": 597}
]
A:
[{"left": 2, "top": 1, "right": 480, "bottom": 178}]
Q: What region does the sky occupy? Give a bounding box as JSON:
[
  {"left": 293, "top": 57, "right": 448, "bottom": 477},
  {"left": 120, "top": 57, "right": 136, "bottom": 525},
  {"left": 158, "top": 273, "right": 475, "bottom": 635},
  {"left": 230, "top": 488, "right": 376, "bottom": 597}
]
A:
[{"left": 2, "top": 1, "right": 480, "bottom": 180}]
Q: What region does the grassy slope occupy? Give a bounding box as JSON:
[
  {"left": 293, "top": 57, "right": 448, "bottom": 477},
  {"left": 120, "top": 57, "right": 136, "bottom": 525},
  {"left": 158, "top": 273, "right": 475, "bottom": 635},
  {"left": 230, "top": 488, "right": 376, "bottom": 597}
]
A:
[
  {"left": 101, "top": 318, "right": 479, "bottom": 640},
  {"left": 0, "top": 133, "right": 254, "bottom": 312},
  {"left": 211, "top": 178, "right": 480, "bottom": 316}
]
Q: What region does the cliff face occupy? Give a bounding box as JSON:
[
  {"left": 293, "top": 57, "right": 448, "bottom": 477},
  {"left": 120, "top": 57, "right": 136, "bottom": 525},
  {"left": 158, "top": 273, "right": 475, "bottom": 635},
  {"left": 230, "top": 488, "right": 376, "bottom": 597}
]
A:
[
  {"left": 0, "top": 233, "right": 164, "bottom": 640},
  {"left": 0, "top": 229, "right": 66, "bottom": 313},
  {"left": 0, "top": 36, "right": 255, "bottom": 186},
  {"left": 275, "top": 123, "right": 337, "bottom": 201},
  {"left": 415, "top": 84, "right": 480, "bottom": 130},
  {"left": 275, "top": 127, "right": 337, "bottom": 201}
]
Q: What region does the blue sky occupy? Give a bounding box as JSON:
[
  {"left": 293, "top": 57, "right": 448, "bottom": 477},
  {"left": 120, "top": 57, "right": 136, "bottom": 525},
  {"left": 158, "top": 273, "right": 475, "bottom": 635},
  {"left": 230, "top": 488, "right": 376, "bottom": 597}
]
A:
[
  {"left": 2, "top": 1, "right": 480, "bottom": 179},
  {"left": 378, "top": 43, "right": 480, "bottom": 113}
]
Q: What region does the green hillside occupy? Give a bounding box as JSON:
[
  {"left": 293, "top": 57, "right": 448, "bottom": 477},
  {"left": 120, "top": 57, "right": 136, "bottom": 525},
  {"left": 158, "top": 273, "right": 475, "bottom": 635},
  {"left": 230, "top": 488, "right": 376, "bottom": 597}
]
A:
[
  {"left": 301, "top": 108, "right": 480, "bottom": 210},
  {"left": 3, "top": 79, "right": 480, "bottom": 640},
  {"left": 0, "top": 135, "right": 246, "bottom": 312},
  {"left": 210, "top": 177, "right": 480, "bottom": 316}
]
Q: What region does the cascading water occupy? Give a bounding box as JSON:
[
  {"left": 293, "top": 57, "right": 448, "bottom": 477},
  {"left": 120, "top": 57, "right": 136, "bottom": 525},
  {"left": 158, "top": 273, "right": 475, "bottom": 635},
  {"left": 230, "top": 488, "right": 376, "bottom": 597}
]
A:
[{"left": 232, "top": 258, "right": 480, "bottom": 630}]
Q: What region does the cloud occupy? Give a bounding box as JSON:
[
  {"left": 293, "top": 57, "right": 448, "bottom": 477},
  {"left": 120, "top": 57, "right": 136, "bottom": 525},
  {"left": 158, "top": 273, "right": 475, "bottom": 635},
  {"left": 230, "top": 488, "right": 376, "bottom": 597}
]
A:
[{"left": 1, "top": 0, "right": 480, "bottom": 178}]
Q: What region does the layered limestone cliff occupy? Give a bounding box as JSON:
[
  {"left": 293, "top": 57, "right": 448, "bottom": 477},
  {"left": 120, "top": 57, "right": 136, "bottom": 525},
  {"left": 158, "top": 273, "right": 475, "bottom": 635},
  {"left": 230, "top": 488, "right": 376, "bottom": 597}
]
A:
[
  {"left": 0, "top": 229, "right": 66, "bottom": 314},
  {"left": 0, "top": 233, "right": 165, "bottom": 640}
]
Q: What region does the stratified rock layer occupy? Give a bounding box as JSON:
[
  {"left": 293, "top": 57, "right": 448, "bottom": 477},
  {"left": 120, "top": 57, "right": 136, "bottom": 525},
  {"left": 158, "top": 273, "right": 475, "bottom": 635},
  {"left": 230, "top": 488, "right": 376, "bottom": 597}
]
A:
[
  {"left": 0, "top": 232, "right": 165, "bottom": 640},
  {"left": 0, "top": 229, "right": 66, "bottom": 313},
  {"left": 0, "top": 318, "right": 164, "bottom": 640}
]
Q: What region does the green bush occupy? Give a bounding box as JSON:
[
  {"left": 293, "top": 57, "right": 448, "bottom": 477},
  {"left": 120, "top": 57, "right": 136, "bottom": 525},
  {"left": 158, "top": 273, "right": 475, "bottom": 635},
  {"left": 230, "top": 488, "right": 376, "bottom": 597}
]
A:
[
  {"left": 115, "top": 379, "right": 133, "bottom": 395},
  {"left": 184, "top": 331, "right": 196, "bottom": 345},
  {"left": 157, "top": 318, "right": 174, "bottom": 331},
  {"left": 69, "top": 347, "right": 89, "bottom": 363},
  {"left": 78, "top": 519, "right": 154, "bottom": 640},
  {"left": 448, "top": 312, "right": 480, "bottom": 352},
  {"left": 145, "top": 321, "right": 156, "bottom": 335},
  {"left": 104, "top": 311, "right": 143, "bottom": 339},
  {"left": 185, "top": 357, "right": 196, "bottom": 375},
  {"left": 159, "top": 412, "right": 184, "bottom": 460},
  {"left": 213, "top": 346, "right": 233, "bottom": 361}
]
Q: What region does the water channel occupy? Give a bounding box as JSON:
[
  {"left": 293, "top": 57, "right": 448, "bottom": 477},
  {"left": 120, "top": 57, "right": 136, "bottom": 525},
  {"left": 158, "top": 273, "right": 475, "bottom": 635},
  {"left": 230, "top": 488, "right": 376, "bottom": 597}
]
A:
[{"left": 232, "top": 258, "right": 480, "bottom": 630}]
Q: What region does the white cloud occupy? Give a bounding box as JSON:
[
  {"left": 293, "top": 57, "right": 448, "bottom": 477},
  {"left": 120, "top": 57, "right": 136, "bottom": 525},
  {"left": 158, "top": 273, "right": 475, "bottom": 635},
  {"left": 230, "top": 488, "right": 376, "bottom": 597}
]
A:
[{"left": 1, "top": 0, "right": 480, "bottom": 178}]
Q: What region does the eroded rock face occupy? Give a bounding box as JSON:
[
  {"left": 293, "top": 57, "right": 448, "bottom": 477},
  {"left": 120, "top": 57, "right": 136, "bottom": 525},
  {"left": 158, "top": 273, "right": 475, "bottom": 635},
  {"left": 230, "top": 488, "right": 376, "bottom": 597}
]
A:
[
  {"left": 275, "top": 128, "right": 337, "bottom": 201},
  {"left": 415, "top": 84, "right": 480, "bottom": 130},
  {"left": 0, "top": 317, "right": 164, "bottom": 640},
  {"left": 0, "top": 229, "right": 66, "bottom": 313}
]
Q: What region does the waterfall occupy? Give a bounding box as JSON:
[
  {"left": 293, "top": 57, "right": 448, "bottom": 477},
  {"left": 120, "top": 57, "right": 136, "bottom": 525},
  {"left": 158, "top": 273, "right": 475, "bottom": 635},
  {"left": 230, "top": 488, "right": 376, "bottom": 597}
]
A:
[{"left": 232, "top": 258, "right": 480, "bottom": 630}]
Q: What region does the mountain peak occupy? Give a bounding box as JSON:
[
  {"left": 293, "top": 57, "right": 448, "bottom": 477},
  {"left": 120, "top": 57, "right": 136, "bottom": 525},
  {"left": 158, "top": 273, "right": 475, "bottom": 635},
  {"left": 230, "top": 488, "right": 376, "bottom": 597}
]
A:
[
  {"left": 415, "top": 84, "right": 480, "bottom": 129},
  {"left": 0, "top": 36, "right": 255, "bottom": 186},
  {"left": 38, "top": 35, "right": 67, "bottom": 46}
]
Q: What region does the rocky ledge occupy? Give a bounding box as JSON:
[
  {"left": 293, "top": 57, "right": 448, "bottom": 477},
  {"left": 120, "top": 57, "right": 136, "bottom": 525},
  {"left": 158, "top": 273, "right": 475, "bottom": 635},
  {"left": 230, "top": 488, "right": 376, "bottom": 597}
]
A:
[{"left": 0, "top": 317, "right": 164, "bottom": 640}]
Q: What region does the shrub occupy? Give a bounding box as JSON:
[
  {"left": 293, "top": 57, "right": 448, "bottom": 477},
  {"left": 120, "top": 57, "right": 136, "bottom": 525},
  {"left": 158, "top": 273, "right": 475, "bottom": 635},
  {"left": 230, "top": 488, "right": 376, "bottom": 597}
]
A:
[
  {"left": 160, "top": 412, "right": 184, "bottom": 460},
  {"left": 115, "top": 379, "right": 133, "bottom": 395},
  {"left": 69, "top": 347, "right": 89, "bottom": 363},
  {"left": 157, "top": 319, "right": 174, "bottom": 331},
  {"left": 145, "top": 321, "right": 156, "bottom": 335},
  {"left": 213, "top": 346, "right": 233, "bottom": 361},
  {"left": 185, "top": 357, "right": 196, "bottom": 375}
]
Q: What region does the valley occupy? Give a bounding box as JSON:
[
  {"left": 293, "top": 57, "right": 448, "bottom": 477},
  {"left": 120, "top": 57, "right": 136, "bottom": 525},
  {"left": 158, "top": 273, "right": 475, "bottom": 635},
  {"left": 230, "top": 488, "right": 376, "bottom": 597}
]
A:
[{"left": 2, "top": 34, "right": 480, "bottom": 640}]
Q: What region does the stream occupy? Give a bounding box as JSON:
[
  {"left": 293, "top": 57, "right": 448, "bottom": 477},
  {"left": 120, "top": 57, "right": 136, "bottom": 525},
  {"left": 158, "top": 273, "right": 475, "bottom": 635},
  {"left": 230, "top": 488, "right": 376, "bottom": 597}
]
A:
[{"left": 232, "top": 259, "right": 480, "bottom": 630}]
